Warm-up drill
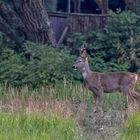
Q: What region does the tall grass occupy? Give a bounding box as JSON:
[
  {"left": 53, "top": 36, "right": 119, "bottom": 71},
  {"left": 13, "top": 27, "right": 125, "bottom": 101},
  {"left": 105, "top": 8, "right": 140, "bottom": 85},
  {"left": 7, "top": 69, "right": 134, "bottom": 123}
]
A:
[
  {"left": 0, "top": 113, "right": 80, "bottom": 140},
  {"left": 0, "top": 83, "right": 128, "bottom": 113},
  {"left": 121, "top": 113, "right": 140, "bottom": 140}
]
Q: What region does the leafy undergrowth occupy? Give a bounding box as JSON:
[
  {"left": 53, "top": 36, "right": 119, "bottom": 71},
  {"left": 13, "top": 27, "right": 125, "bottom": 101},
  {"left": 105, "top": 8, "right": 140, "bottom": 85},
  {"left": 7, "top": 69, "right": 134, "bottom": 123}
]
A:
[{"left": 0, "top": 113, "right": 80, "bottom": 140}]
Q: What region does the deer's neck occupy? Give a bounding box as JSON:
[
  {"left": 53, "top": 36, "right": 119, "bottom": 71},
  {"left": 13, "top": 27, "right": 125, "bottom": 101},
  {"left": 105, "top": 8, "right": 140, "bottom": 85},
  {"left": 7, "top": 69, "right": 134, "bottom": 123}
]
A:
[{"left": 82, "top": 60, "right": 91, "bottom": 80}]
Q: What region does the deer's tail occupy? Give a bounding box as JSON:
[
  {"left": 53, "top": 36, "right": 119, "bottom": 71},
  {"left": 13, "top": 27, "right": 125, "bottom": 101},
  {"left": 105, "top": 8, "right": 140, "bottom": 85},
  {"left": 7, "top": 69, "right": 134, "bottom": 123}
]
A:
[
  {"left": 131, "top": 92, "right": 140, "bottom": 102},
  {"left": 127, "top": 77, "right": 140, "bottom": 112},
  {"left": 127, "top": 92, "right": 140, "bottom": 114},
  {"left": 130, "top": 76, "right": 140, "bottom": 103},
  {"left": 129, "top": 91, "right": 140, "bottom": 110}
]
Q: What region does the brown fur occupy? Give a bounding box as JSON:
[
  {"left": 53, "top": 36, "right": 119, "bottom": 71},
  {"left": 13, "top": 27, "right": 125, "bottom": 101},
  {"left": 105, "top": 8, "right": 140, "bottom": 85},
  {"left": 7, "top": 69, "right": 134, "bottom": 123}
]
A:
[{"left": 73, "top": 48, "right": 140, "bottom": 113}]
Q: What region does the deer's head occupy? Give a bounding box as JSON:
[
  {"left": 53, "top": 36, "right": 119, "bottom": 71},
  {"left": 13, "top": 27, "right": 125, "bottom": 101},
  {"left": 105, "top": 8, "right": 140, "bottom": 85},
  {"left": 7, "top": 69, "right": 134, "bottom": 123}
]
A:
[{"left": 72, "top": 48, "right": 88, "bottom": 72}]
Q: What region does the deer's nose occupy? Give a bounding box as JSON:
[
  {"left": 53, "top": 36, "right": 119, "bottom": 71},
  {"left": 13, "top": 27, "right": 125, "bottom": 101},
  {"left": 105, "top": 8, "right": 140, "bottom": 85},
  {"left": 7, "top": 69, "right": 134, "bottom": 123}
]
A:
[
  {"left": 72, "top": 65, "right": 75, "bottom": 69},
  {"left": 72, "top": 65, "right": 77, "bottom": 70}
]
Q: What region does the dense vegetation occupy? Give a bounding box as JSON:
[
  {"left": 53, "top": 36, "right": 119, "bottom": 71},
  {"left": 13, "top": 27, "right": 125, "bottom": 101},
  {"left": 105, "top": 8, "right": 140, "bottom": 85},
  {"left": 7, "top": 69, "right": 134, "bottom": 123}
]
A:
[
  {"left": 0, "top": 38, "right": 79, "bottom": 86},
  {"left": 0, "top": 11, "right": 140, "bottom": 87}
]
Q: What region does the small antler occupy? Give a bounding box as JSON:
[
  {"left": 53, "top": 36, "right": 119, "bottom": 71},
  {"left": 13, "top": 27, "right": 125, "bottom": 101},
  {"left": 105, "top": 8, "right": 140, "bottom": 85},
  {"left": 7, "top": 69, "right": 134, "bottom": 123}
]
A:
[{"left": 79, "top": 42, "right": 88, "bottom": 58}]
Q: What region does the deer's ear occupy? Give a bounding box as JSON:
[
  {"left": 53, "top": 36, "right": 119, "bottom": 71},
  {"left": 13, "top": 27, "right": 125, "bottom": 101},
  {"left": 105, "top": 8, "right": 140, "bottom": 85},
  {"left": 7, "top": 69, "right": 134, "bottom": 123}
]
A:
[{"left": 79, "top": 48, "right": 88, "bottom": 58}]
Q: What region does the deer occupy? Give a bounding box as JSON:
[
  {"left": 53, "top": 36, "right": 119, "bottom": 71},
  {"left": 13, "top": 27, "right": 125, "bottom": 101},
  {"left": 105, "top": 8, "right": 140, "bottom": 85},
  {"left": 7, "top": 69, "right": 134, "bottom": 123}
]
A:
[{"left": 72, "top": 47, "right": 140, "bottom": 113}]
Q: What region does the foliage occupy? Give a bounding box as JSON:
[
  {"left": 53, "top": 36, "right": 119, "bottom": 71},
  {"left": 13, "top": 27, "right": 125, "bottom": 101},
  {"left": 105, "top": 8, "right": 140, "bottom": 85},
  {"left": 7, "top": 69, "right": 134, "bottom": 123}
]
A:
[
  {"left": 23, "top": 43, "right": 81, "bottom": 86},
  {"left": 70, "top": 10, "right": 140, "bottom": 72},
  {"left": 0, "top": 34, "right": 81, "bottom": 86},
  {"left": 1, "top": 11, "right": 140, "bottom": 86},
  {"left": 121, "top": 113, "right": 140, "bottom": 140},
  {"left": 0, "top": 113, "right": 80, "bottom": 140},
  {"left": 0, "top": 33, "right": 26, "bottom": 85}
]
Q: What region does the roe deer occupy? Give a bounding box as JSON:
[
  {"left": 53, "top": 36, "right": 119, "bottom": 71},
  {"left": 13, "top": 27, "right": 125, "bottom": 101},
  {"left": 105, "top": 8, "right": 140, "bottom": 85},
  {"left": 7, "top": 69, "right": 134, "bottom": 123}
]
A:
[{"left": 72, "top": 48, "right": 140, "bottom": 113}]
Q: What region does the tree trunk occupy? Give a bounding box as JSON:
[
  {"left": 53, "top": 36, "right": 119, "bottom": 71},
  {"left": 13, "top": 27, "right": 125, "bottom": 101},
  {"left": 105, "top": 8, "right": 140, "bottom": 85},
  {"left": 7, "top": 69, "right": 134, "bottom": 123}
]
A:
[
  {"left": 95, "top": 0, "right": 103, "bottom": 12},
  {"left": 124, "top": 0, "right": 136, "bottom": 11},
  {"left": 68, "top": 0, "right": 71, "bottom": 13},
  {"left": 73, "top": 0, "right": 80, "bottom": 13},
  {"left": 135, "top": 0, "right": 140, "bottom": 15},
  {"left": 51, "top": 0, "right": 58, "bottom": 11},
  {"left": 95, "top": 0, "right": 108, "bottom": 14},
  {"left": 0, "top": 0, "right": 56, "bottom": 46}
]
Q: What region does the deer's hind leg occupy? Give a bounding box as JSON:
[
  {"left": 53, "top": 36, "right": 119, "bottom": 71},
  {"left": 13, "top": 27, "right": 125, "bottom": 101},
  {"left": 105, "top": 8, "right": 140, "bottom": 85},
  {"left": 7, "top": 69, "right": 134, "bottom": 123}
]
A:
[{"left": 120, "top": 86, "right": 135, "bottom": 106}]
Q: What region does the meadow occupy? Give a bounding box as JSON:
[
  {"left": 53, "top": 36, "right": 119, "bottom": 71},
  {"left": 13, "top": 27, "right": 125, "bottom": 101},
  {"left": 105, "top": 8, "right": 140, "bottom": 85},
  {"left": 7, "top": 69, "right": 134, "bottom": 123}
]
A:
[
  {"left": 0, "top": 83, "right": 139, "bottom": 140},
  {"left": 0, "top": 113, "right": 79, "bottom": 140}
]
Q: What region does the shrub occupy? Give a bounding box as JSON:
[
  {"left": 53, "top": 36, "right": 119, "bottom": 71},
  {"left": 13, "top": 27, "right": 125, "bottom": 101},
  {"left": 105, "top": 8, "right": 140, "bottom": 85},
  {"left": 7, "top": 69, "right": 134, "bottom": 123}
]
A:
[
  {"left": 23, "top": 42, "right": 81, "bottom": 86},
  {"left": 0, "top": 35, "right": 81, "bottom": 86},
  {"left": 0, "top": 33, "right": 26, "bottom": 85}
]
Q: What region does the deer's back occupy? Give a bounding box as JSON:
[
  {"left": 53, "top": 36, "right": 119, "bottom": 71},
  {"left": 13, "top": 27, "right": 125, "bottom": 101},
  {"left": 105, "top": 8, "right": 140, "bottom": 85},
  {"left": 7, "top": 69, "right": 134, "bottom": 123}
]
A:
[{"left": 95, "top": 72, "right": 138, "bottom": 93}]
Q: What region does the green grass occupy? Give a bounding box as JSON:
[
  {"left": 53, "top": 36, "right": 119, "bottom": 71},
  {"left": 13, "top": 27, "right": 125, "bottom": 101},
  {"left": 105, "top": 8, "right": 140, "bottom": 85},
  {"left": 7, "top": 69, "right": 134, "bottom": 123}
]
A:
[
  {"left": 0, "top": 113, "right": 80, "bottom": 140},
  {"left": 121, "top": 113, "right": 140, "bottom": 140}
]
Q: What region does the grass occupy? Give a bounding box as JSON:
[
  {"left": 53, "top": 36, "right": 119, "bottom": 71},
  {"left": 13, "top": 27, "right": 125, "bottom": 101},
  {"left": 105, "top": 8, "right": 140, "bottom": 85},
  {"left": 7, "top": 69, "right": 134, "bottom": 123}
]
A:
[
  {"left": 0, "top": 83, "right": 139, "bottom": 140},
  {"left": 0, "top": 113, "right": 80, "bottom": 140},
  {"left": 0, "top": 83, "right": 128, "bottom": 112},
  {"left": 121, "top": 113, "right": 140, "bottom": 140}
]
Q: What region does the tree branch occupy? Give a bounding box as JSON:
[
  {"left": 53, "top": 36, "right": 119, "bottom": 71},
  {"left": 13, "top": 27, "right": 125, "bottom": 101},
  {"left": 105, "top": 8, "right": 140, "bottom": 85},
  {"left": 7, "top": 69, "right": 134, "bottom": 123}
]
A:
[
  {"left": 0, "top": 0, "right": 56, "bottom": 46},
  {"left": 0, "top": 15, "right": 25, "bottom": 45},
  {"left": 0, "top": 2, "right": 26, "bottom": 45}
]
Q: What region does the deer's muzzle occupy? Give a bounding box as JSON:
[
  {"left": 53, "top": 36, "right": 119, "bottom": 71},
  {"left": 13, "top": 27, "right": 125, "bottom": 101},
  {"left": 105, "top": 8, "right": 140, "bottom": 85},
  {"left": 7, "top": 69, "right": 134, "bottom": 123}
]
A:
[{"left": 72, "top": 65, "right": 77, "bottom": 70}]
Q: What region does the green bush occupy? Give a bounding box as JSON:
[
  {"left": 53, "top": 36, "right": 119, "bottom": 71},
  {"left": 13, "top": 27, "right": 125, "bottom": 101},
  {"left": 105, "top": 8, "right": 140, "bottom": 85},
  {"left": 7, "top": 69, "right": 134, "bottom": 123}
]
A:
[
  {"left": 0, "top": 33, "right": 26, "bottom": 85},
  {"left": 0, "top": 34, "right": 81, "bottom": 86},
  {"left": 23, "top": 42, "right": 81, "bottom": 86}
]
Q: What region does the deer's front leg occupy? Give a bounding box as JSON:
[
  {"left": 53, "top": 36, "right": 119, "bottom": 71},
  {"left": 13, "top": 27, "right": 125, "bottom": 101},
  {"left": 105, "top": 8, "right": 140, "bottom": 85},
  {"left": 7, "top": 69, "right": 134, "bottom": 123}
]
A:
[
  {"left": 90, "top": 87, "right": 100, "bottom": 113},
  {"left": 93, "top": 94, "right": 98, "bottom": 113},
  {"left": 97, "top": 89, "right": 104, "bottom": 114}
]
